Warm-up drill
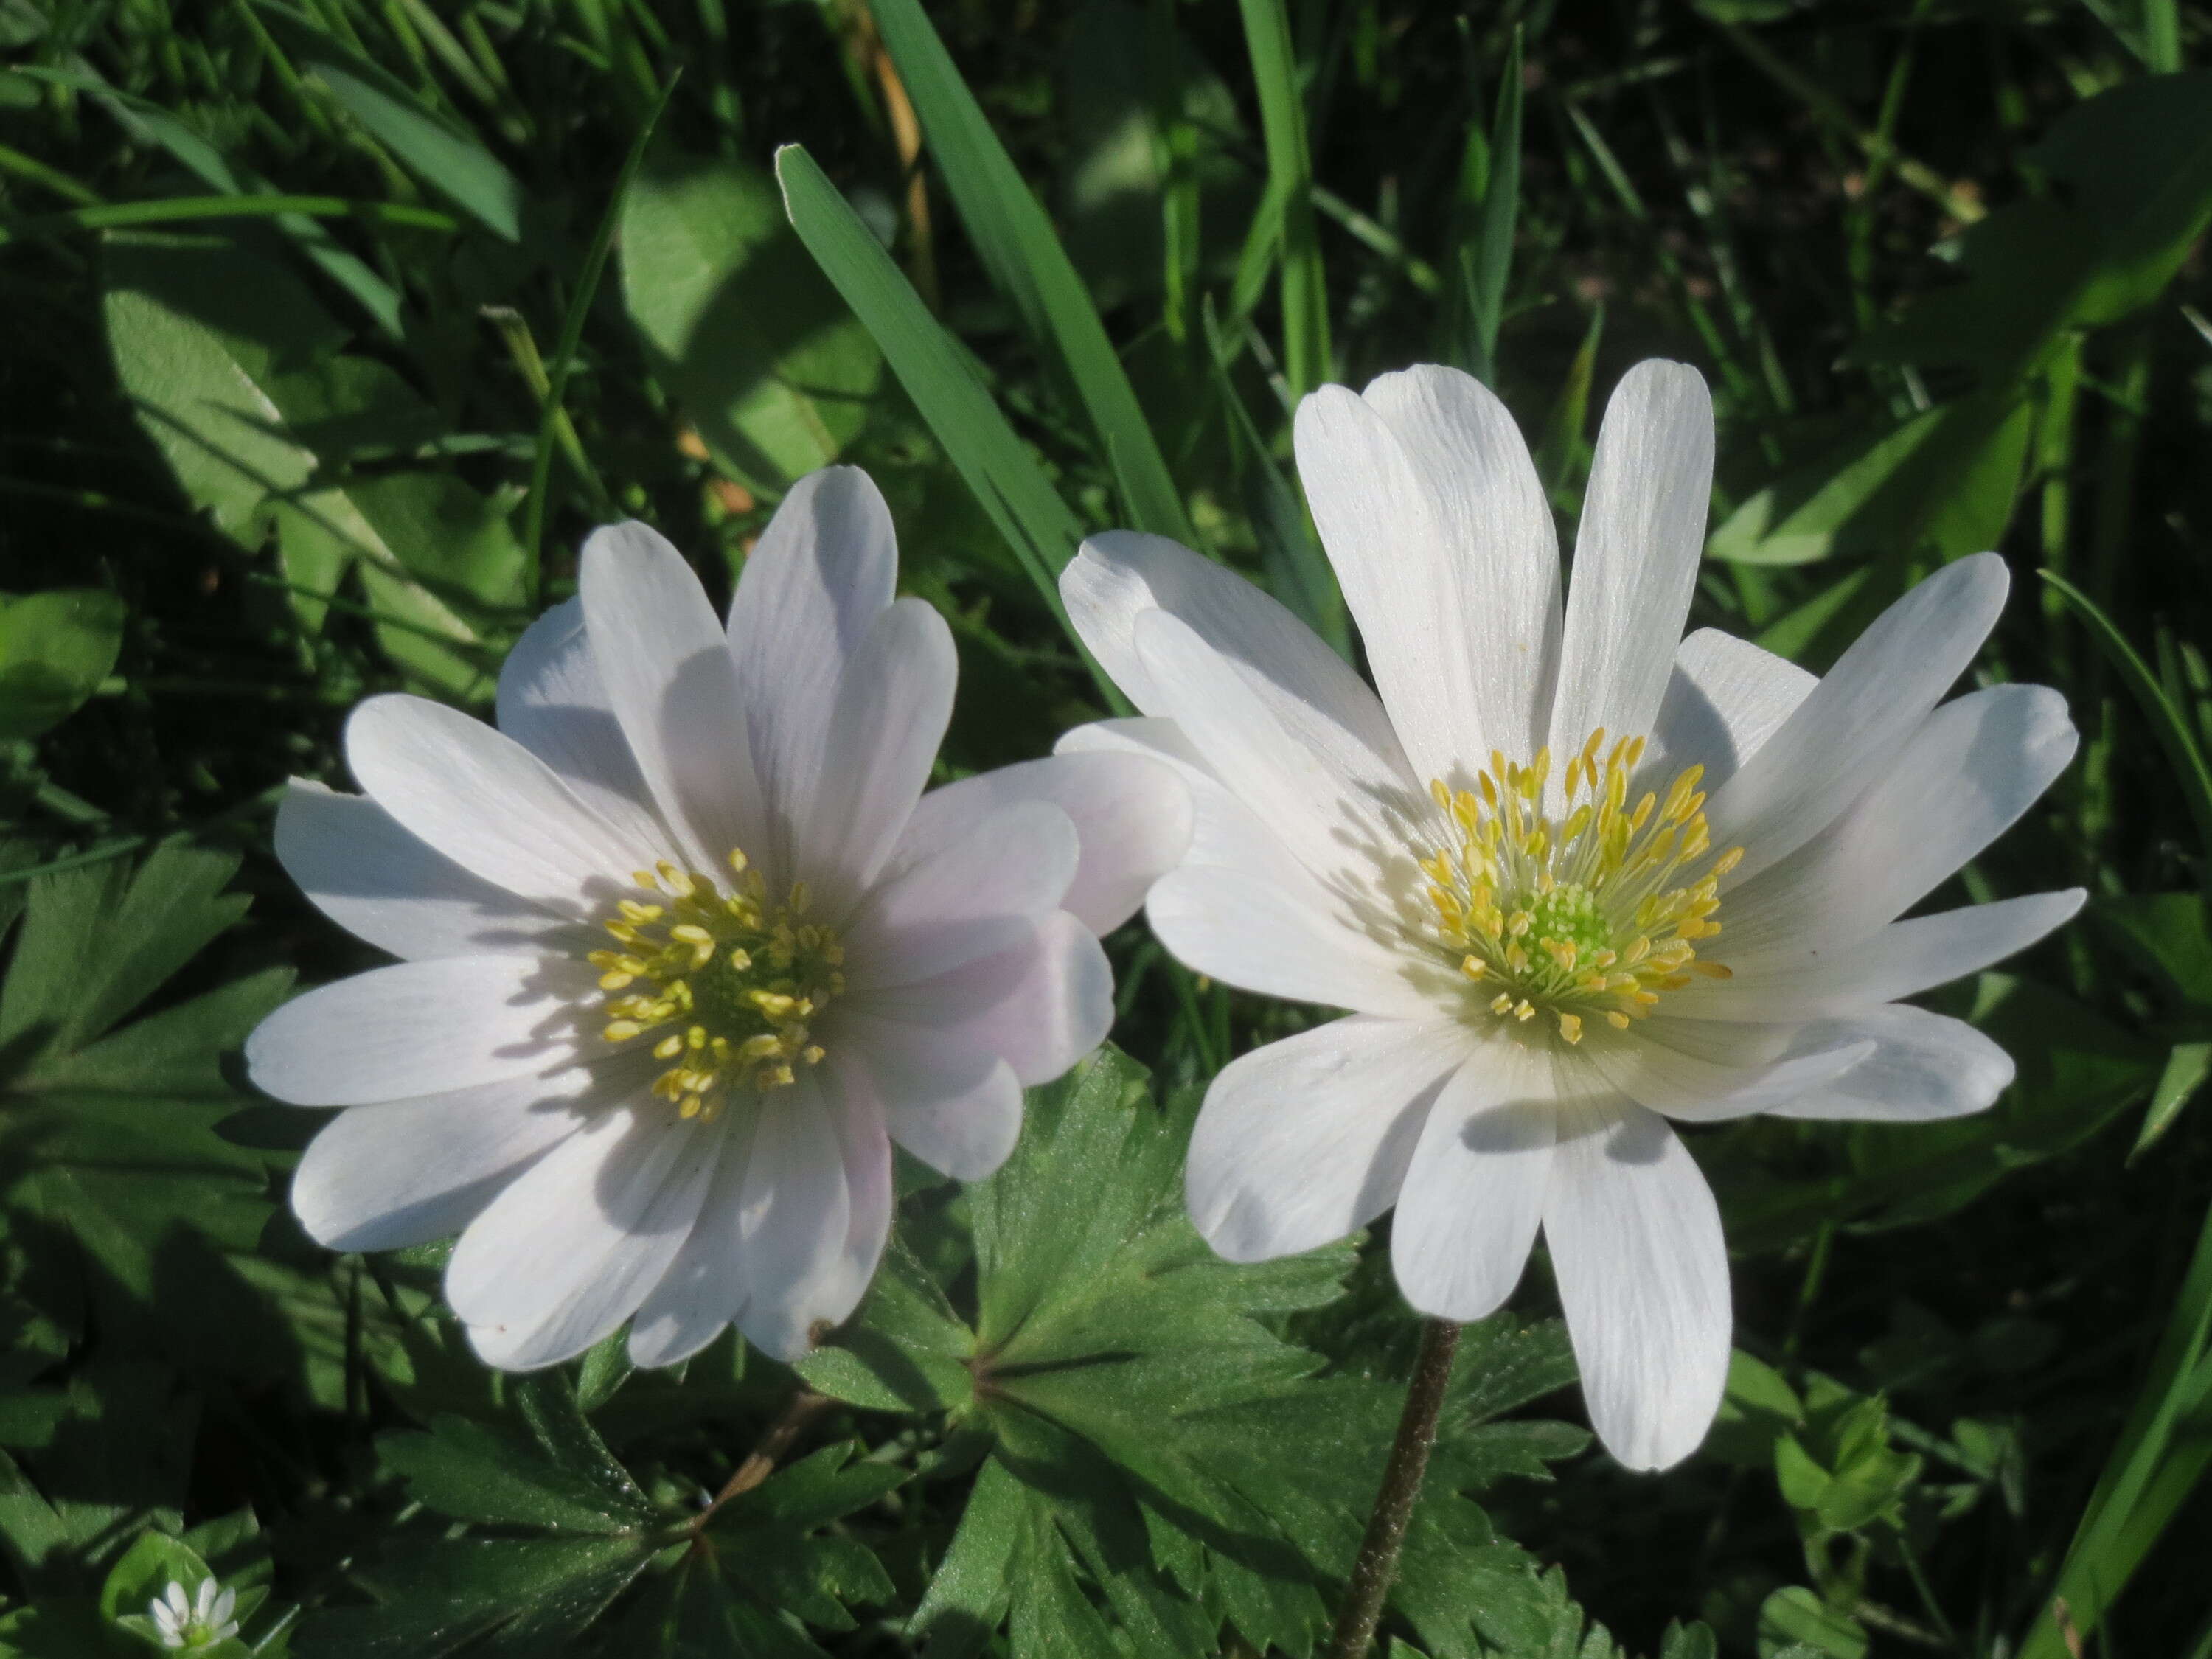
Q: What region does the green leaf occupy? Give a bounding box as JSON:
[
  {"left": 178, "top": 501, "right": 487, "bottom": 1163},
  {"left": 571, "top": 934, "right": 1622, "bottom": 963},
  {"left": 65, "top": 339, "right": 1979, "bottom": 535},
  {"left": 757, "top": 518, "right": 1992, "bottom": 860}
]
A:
[
  {"left": 620, "top": 153, "right": 883, "bottom": 492},
  {"left": 251, "top": 3, "right": 523, "bottom": 241},
  {"left": 891, "top": 1048, "right": 1582, "bottom": 1659},
  {"left": 1855, "top": 70, "right": 2212, "bottom": 380},
  {"left": 299, "top": 1536, "right": 657, "bottom": 1658},
  {"left": 1708, "top": 395, "right": 2034, "bottom": 568},
  {"left": 678, "top": 1444, "right": 902, "bottom": 1649},
  {"left": 866, "top": 0, "right": 1194, "bottom": 545},
  {"left": 378, "top": 1416, "right": 655, "bottom": 1536},
  {"left": 1756, "top": 1587, "right": 1866, "bottom": 1659},
  {"left": 2093, "top": 891, "right": 2212, "bottom": 1015},
  {"left": 0, "top": 590, "right": 125, "bottom": 742},
  {"left": 0, "top": 846, "right": 290, "bottom": 1361},
  {"left": 795, "top": 1239, "right": 973, "bottom": 1414},
  {"left": 101, "top": 232, "right": 495, "bottom": 694}
]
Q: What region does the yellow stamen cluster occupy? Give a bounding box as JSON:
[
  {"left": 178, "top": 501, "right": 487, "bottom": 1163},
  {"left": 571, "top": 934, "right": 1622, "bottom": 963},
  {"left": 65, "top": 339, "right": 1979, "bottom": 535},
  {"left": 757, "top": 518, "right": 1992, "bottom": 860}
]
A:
[
  {"left": 1417, "top": 729, "right": 1743, "bottom": 1045},
  {"left": 589, "top": 850, "right": 843, "bottom": 1121}
]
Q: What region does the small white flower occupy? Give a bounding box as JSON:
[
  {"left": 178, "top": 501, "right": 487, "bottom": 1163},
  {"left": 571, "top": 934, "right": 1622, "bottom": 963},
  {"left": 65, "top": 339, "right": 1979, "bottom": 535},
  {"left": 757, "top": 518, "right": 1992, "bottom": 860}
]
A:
[
  {"left": 248, "top": 467, "right": 1189, "bottom": 1368},
  {"left": 149, "top": 1578, "right": 238, "bottom": 1649},
  {"left": 1060, "top": 361, "right": 2079, "bottom": 1470}
]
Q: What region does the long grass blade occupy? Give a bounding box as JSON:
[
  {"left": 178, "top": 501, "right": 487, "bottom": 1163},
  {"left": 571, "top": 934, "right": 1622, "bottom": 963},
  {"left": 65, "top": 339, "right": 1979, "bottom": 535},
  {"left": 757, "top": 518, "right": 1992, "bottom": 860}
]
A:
[
  {"left": 1237, "top": 0, "right": 1329, "bottom": 397},
  {"left": 521, "top": 72, "right": 676, "bottom": 600},
  {"left": 2042, "top": 569, "right": 2212, "bottom": 888},
  {"left": 866, "top": 0, "right": 1194, "bottom": 546},
  {"left": 775, "top": 143, "right": 1121, "bottom": 709}
]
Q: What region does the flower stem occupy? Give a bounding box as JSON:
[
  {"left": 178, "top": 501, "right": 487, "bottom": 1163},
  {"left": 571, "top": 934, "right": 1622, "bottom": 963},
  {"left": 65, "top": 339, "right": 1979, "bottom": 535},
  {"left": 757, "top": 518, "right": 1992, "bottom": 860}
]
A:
[
  {"left": 694, "top": 1388, "right": 832, "bottom": 1530},
  {"left": 1325, "top": 1317, "right": 1462, "bottom": 1659}
]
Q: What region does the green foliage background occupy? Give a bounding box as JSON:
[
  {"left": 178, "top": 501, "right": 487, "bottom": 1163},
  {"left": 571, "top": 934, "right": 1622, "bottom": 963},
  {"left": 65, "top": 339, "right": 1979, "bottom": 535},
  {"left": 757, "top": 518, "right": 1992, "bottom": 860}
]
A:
[{"left": 2, "top": 0, "right": 2211, "bottom": 1655}]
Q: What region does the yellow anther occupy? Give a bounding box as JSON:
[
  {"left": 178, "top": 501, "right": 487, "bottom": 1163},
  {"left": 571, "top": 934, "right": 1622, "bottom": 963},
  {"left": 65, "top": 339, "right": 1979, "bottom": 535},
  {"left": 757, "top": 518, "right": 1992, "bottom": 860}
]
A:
[
  {"left": 654, "top": 1034, "right": 684, "bottom": 1059},
  {"left": 802, "top": 1046, "right": 825, "bottom": 1065},
  {"left": 1557, "top": 1012, "right": 1582, "bottom": 1045},
  {"left": 1691, "top": 961, "right": 1734, "bottom": 979},
  {"left": 655, "top": 861, "right": 695, "bottom": 897},
  {"left": 1513, "top": 999, "right": 1536, "bottom": 1022},
  {"left": 604, "top": 1020, "right": 642, "bottom": 1042},
  {"left": 1607, "top": 1011, "right": 1632, "bottom": 1030},
  {"left": 1460, "top": 955, "right": 1486, "bottom": 981},
  {"left": 1490, "top": 992, "right": 1514, "bottom": 1015},
  {"left": 726, "top": 846, "right": 749, "bottom": 874}
]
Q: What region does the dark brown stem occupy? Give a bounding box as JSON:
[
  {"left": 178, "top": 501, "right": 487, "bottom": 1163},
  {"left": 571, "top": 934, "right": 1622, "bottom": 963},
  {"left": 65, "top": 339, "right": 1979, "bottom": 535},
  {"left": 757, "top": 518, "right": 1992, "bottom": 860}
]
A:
[
  {"left": 695, "top": 1388, "right": 835, "bottom": 1528},
  {"left": 1324, "top": 1318, "right": 1462, "bottom": 1659}
]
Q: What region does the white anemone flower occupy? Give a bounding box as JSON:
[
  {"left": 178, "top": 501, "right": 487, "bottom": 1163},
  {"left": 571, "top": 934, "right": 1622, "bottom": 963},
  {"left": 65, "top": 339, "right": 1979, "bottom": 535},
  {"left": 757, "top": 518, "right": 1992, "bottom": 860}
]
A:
[
  {"left": 150, "top": 1578, "right": 238, "bottom": 1649},
  {"left": 1059, "top": 361, "right": 2080, "bottom": 1470},
  {"left": 248, "top": 467, "right": 1189, "bottom": 1370}
]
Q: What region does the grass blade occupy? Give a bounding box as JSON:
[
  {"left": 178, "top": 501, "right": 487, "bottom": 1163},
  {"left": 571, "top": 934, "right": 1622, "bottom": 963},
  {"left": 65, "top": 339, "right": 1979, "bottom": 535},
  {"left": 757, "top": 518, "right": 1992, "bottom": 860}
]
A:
[
  {"left": 2042, "top": 569, "right": 2212, "bottom": 888},
  {"left": 866, "top": 0, "right": 1194, "bottom": 546},
  {"left": 2131, "top": 1040, "right": 2212, "bottom": 1163},
  {"left": 1237, "top": 0, "right": 1329, "bottom": 397},
  {"left": 1202, "top": 301, "right": 1346, "bottom": 657},
  {"left": 253, "top": 1, "right": 524, "bottom": 240},
  {"left": 1458, "top": 27, "right": 1522, "bottom": 386},
  {"left": 2019, "top": 1193, "right": 2212, "bottom": 1658},
  {"left": 519, "top": 73, "right": 674, "bottom": 598},
  {"left": 775, "top": 143, "right": 1120, "bottom": 709}
]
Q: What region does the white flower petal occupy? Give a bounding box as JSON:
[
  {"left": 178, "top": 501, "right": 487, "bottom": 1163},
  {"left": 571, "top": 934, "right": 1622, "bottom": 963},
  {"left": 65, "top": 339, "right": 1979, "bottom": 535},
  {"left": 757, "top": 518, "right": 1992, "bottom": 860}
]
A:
[
  {"left": 347, "top": 695, "right": 651, "bottom": 915},
  {"left": 1292, "top": 386, "right": 1490, "bottom": 782},
  {"left": 1663, "top": 890, "right": 2085, "bottom": 1023},
  {"left": 1762, "top": 1004, "right": 2012, "bottom": 1121},
  {"left": 1546, "top": 363, "right": 1715, "bottom": 768},
  {"left": 842, "top": 799, "right": 1079, "bottom": 992},
  {"left": 1061, "top": 528, "right": 1416, "bottom": 787},
  {"left": 1582, "top": 1024, "right": 1876, "bottom": 1122},
  {"left": 1391, "top": 1042, "right": 1561, "bottom": 1321},
  {"left": 734, "top": 1076, "right": 855, "bottom": 1360},
  {"left": 845, "top": 1030, "right": 1023, "bottom": 1181},
  {"left": 891, "top": 748, "right": 1194, "bottom": 936},
  {"left": 1147, "top": 862, "right": 1440, "bottom": 1021},
  {"left": 274, "top": 780, "right": 585, "bottom": 962},
  {"left": 1707, "top": 553, "right": 2009, "bottom": 880},
  {"left": 578, "top": 521, "right": 768, "bottom": 877},
  {"left": 727, "top": 467, "right": 899, "bottom": 878},
  {"left": 1187, "top": 1015, "right": 1472, "bottom": 1262},
  {"left": 1647, "top": 628, "right": 1818, "bottom": 790},
  {"left": 1132, "top": 607, "right": 1411, "bottom": 884},
  {"left": 1720, "top": 684, "right": 2077, "bottom": 958},
  {"left": 495, "top": 595, "right": 669, "bottom": 852},
  {"left": 846, "top": 911, "right": 1110, "bottom": 1086},
  {"left": 291, "top": 1068, "right": 602, "bottom": 1250},
  {"left": 804, "top": 1058, "right": 895, "bottom": 1338},
  {"left": 1545, "top": 1097, "right": 1731, "bottom": 1470},
  {"left": 799, "top": 596, "right": 957, "bottom": 913},
  {"left": 1360, "top": 364, "right": 1564, "bottom": 762},
  {"left": 627, "top": 1113, "right": 759, "bottom": 1368},
  {"left": 451, "top": 1106, "right": 722, "bottom": 1369},
  {"left": 1057, "top": 717, "right": 1283, "bottom": 872},
  {"left": 247, "top": 955, "right": 595, "bottom": 1106}
]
